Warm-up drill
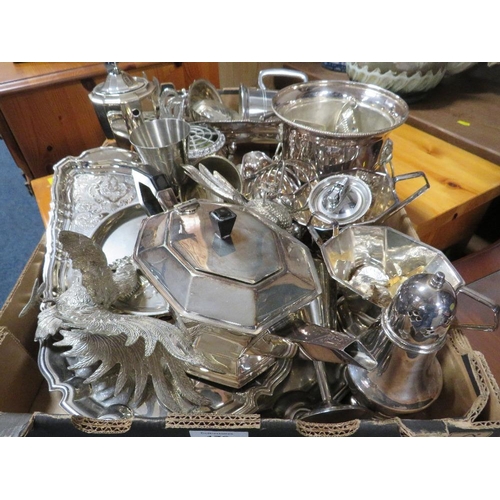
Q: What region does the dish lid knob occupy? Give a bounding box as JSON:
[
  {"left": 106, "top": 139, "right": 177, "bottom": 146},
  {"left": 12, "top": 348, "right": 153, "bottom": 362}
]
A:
[{"left": 210, "top": 207, "right": 237, "bottom": 240}]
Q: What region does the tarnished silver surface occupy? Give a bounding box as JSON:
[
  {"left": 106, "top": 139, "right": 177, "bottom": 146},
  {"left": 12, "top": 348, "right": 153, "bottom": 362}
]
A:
[
  {"left": 195, "top": 118, "right": 281, "bottom": 145},
  {"left": 37, "top": 229, "right": 296, "bottom": 416},
  {"left": 38, "top": 333, "right": 293, "bottom": 418},
  {"left": 185, "top": 324, "right": 277, "bottom": 389},
  {"left": 39, "top": 231, "right": 226, "bottom": 408},
  {"left": 43, "top": 147, "right": 170, "bottom": 316}
]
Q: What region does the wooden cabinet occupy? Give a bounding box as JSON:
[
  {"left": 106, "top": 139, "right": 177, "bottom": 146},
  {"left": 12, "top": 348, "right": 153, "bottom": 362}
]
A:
[{"left": 0, "top": 62, "right": 220, "bottom": 188}]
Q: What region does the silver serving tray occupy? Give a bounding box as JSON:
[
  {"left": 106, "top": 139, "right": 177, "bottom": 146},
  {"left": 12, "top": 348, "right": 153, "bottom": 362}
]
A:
[
  {"left": 42, "top": 146, "right": 170, "bottom": 315},
  {"left": 38, "top": 334, "right": 293, "bottom": 418}
]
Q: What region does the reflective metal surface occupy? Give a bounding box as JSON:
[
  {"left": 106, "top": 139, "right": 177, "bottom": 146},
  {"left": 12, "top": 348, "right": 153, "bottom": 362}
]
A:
[
  {"left": 38, "top": 333, "right": 293, "bottom": 418},
  {"left": 385, "top": 272, "right": 457, "bottom": 347},
  {"left": 346, "top": 272, "right": 459, "bottom": 415},
  {"left": 185, "top": 324, "right": 277, "bottom": 388},
  {"left": 129, "top": 118, "right": 191, "bottom": 189},
  {"left": 272, "top": 80, "right": 409, "bottom": 175},
  {"left": 308, "top": 174, "right": 373, "bottom": 226},
  {"left": 318, "top": 225, "right": 466, "bottom": 309},
  {"left": 187, "top": 123, "right": 226, "bottom": 160},
  {"left": 89, "top": 63, "right": 160, "bottom": 142},
  {"left": 295, "top": 168, "right": 430, "bottom": 231},
  {"left": 43, "top": 146, "right": 170, "bottom": 316},
  {"left": 183, "top": 163, "right": 294, "bottom": 230},
  {"left": 33, "top": 74, "right": 500, "bottom": 424},
  {"left": 188, "top": 79, "right": 239, "bottom": 122},
  {"left": 134, "top": 199, "right": 321, "bottom": 335},
  {"left": 239, "top": 68, "right": 308, "bottom": 120},
  {"left": 180, "top": 156, "right": 242, "bottom": 203}
]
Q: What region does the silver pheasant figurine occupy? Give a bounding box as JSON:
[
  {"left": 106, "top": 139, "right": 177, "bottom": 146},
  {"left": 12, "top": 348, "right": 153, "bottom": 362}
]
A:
[{"left": 35, "top": 230, "right": 223, "bottom": 413}]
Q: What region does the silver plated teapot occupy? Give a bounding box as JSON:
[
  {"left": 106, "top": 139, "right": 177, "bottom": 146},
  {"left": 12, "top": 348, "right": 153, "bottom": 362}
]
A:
[{"left": 89, "top": 63, "right": 162, "bottom": 146}]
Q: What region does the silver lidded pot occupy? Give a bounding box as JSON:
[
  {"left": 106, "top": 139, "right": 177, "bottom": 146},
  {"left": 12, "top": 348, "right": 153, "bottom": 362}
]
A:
[
  {"left": 89, "top": 62, "right": 160, "bottom": 145},
  {"left": 131, "top": 168, "right": 377, "bottom": 373},
  {"left": 134, "top": 197, "right": 321, "bottom": 335},
  {"left": 347, "top": 272, "right": 457, "bottom": 416}
]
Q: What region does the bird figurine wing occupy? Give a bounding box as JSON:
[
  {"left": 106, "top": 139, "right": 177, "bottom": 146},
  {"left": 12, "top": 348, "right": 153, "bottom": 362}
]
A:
[{"left": 36, "top": 230, "right": 225, "bottom": 413}]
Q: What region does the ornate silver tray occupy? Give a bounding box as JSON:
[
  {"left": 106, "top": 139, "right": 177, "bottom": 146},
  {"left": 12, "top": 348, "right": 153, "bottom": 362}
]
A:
[
  {"left": 42, "top": 146, "right": 170, "bottom": 315},
  {"left": 38, "top": 334, "right": 293, "bottom": 418}
]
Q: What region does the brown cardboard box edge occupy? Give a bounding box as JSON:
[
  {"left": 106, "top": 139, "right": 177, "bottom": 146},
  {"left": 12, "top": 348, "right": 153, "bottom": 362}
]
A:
[{"left": 2, "top": 225, "right": 500, "bottom": 436}]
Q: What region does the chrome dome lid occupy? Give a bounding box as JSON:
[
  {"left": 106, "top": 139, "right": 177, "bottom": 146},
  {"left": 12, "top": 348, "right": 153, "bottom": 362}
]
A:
[
  {"left": 383, "top": 272, "right": 457, "bottom": 352},
  {"left": 89, "top": 63, "right": 154, "bottom": 104}
]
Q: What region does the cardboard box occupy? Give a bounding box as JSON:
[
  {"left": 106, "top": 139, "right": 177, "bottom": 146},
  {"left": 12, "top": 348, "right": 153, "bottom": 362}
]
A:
[{"left": 2, "top": 227, "right": 500, "bottom": 437}]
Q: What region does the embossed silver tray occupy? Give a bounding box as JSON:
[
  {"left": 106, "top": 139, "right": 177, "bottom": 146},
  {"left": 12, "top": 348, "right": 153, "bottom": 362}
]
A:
[{"left": 42, "top": 146, "right": 170, "bottom": 315}]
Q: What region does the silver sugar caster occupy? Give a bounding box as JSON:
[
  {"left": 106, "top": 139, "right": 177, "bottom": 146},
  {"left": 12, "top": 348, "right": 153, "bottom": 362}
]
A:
[{"left": 347, "top": 271, "right": 499, "bottom": 415}]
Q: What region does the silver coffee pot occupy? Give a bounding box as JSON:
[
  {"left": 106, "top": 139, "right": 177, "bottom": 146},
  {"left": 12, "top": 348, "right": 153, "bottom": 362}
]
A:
[
  {"left": 88, "top": 63, "right": 161, "bottom": 147},
  {"left": 347, "top": 271, "right": 457, "bottom": 415}
]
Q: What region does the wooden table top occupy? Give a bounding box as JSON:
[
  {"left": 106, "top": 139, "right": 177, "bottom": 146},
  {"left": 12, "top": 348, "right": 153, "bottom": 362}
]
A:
[
  {"left": 0, "top": 62, "right": 164, "bottom": 96},
  {"left": 390, "top": 123, "right": 500, "bottom": 248}
]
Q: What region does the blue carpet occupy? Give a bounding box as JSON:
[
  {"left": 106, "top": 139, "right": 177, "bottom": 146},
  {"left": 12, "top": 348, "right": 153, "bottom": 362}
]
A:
[{"left": 0, "top": 140, "right": 45, "bottom": 308}]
